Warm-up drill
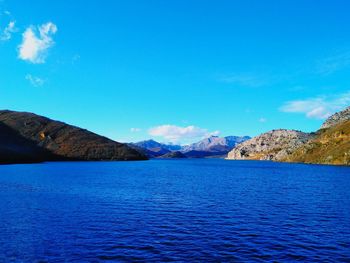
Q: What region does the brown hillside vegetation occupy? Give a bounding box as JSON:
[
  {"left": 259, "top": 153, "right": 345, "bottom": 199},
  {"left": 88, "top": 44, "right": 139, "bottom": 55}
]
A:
[
  {"left": 0, "top": 110, "right": 147, "bottom": 163},
  {"left": 283, "top": 120, "right": 350, "bottom": 165}
]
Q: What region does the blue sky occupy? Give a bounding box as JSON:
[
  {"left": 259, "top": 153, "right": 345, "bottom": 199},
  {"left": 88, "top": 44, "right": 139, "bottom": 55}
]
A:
[{"left": 1, "top": 0, "right": 350, "bottom": 144}]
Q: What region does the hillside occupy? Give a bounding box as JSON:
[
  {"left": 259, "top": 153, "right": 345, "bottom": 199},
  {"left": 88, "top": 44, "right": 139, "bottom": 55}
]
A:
[
  {"left": 0, "top": 122, "right": 55, "bottom": 164},
  {"left": 283, "top": 120, "right": 350, "bottom": 165},
  {"left": 0, "top": 110, "right": 147, "bottom": 163},
  {"left": 321, "top": 106, "right": 350, "bottom": 129},
  {"left": 158, "top": 151, "right": 187, "bottom": 159},
  {"left": 227, "top": 106, "right": 350, "bottom": 166},
  {"left": 227, "top": 129, "right": 312, "bottom": 161}
]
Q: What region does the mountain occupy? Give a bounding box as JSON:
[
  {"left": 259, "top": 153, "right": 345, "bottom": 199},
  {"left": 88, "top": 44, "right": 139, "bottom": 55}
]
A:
[
  {"left": 321, "top": 106, "right": 350, "bottom": 129},
  {"left": 0, "top": 110, "right": 147, "bottom": 163},
  {"left": 133, "top": 139, "right": 181, "bottom": 151},
  {"left": 132, "top": 136, "right": 250, "bottom": 158},
  {"left": 181, "top": 135, "right": 250, "bottom": 157},
  {"left": 182, "top": 136, "right": 250, "bottom": 152},
  {"left": 227, "top": 106, "right": 350, "bottom": 166},
  {"left": 158, "top": 151, "right": 187, "bottom": 159},
  {"left": 130, "top": 139, "right": 181, "bottom": 158},
  {"left": 283, "top": 118, "right": 350, "bottom": 165},
  {"left": 227, "top": 129, "right": 312, "bottom": 161},
  {"left": 0, "top": 122, "right": 55, "bottom": 164}
]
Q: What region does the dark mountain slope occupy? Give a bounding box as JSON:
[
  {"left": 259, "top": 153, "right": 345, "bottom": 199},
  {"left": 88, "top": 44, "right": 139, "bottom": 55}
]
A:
[
  {"left": 158, "top": 151, "right": 187, "bottom": 159},
  {"left": 0, "top": 110, "right": 147, "bottom": 163},
  {"left": 0, "top": 122, "right": 56, "bottom": 164}
]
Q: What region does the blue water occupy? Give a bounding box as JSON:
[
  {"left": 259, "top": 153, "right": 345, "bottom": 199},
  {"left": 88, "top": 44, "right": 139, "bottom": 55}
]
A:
[{"left": 0, "top": 159, "right": 350, "bottom": 262}]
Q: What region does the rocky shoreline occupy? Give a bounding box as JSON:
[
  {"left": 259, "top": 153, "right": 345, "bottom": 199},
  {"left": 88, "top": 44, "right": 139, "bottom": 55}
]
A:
[{"left": 227, "top": 106, "right": 350, "bottom": 166}]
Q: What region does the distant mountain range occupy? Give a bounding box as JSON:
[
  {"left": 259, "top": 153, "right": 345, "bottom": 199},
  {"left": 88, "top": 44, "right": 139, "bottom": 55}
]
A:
[
  {"left": 182, "top": 135, "right": 250, "bottom": 152},
  {"left": 1, "top": 106, "right": 350, "bottom": 165},
  {"left": 128, "top": 140, "right": 181, "bottom": 158},
  {"left": 130, "top": 135, "right": 251, "bottom": 158}
]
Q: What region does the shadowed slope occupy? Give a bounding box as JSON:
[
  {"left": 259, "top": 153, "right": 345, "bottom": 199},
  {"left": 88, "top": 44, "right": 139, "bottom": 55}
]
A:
[
  {"left": 0, "top": 122, "right": 56, "bottom": 164},
  {"left": 0, "top": 110, "right": 147, "bottom": 162}
]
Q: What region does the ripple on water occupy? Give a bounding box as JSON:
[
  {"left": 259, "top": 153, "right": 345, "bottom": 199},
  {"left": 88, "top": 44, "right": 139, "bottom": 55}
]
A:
[{"left": 0, "top": 160, "right": 350, "bottom": 262}]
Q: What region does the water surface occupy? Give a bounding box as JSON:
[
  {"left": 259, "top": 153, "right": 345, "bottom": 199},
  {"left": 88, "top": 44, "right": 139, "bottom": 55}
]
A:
[{"left": 0, "top": 159, "right": 349, "bottom": 262}]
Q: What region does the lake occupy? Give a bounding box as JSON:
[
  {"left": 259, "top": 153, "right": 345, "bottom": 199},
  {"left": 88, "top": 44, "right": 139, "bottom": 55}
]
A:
[{"left": 0, "top": 159, "right": 349, "bottom": 262}]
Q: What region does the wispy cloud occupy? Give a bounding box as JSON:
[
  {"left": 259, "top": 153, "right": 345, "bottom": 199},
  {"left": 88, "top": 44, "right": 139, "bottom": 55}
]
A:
[
  {"left": 0, "top": 20, "right": 16, "bottom": 41},
  {"left": 18, "top": 22, "right": 57, "bottom": 64},
  {"left": 218, "top": 73, "right": 270, "bottom": 87},
  {"left": 130, "top": 128, "right": 141, "bottom": 132},
  {"left": 315, "top": 51, "right": 350, "bottom": 75},
  {"left": 259, "top": 117, "right": 267, "bottom": 123},
  {"left": 25, "top": 74, "right": 45, "bottom": 87},
  {"left": 149, "top": 125, "right": 220, "bottom": 143},
  {"left": 280, "top": 91, "right": 350, "bottom": 119}
]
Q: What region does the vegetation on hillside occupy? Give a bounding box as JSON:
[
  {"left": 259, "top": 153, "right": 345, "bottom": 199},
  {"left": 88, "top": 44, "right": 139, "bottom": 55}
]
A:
[{"left": 283, "top": 120, "right": 350, "bottom": 165}]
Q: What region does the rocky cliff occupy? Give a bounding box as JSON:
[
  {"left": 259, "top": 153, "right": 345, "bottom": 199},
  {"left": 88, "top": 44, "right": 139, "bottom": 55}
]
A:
[
  {"left": 321, "top": 106, "right": 350, "bottom": 129},
  {"left": 227, "top": 129, "right": 312, "bottom": 161},
  {"left": 228, "top": 106, "right": 350, "bottom": 165},
  {"left": 0, "top": 110, "right": 147, "bottom": 163}
]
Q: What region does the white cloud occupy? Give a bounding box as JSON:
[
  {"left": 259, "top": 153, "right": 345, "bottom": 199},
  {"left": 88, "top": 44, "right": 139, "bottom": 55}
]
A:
[
  {"left": 280, "top": 91, "right": 350, "bottom": 119},
  {"left": 25, "top": 74, "right": 45, "bottom": 87},
  {"left": 149, "top": 125, "right": 220, "bottom": 143},
  {"left": 259, "top": 117, "right": 267, "bottom": 123},
  {"left": 130, "top": 128, "right": 141, "bottom": 132},
  {"left": 0, "top": 20, "right": 16, "bottom": 41},
  {"left": 18, "top": 22, "right": 57, "bottom": 64}
]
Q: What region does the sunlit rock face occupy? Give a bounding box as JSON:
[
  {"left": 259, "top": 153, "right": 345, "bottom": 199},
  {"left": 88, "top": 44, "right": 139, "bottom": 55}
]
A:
[
  {"left": 227, "top": 129, "right": 312, "bottom": 161},
  {"left": 321, "top": 106, "right": 350, "bottom": 129}
]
